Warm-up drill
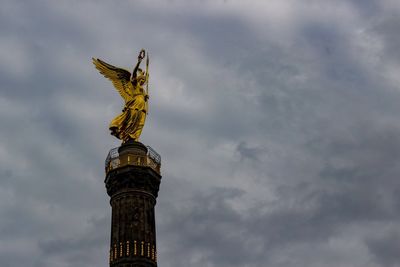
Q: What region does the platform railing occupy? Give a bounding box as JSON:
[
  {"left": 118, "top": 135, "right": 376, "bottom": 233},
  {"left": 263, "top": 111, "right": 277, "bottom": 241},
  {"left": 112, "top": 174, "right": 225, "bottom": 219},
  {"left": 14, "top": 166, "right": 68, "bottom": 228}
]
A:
[{"left": 105, "top": 146, "right": 161, "bottom": 174}]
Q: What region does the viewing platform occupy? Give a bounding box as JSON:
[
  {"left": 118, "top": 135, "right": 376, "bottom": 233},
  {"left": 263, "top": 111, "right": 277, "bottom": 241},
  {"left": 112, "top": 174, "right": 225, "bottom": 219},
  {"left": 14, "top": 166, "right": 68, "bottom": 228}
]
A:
[{"left": 105, "top": 144, "right": 161, "bottom": 175}]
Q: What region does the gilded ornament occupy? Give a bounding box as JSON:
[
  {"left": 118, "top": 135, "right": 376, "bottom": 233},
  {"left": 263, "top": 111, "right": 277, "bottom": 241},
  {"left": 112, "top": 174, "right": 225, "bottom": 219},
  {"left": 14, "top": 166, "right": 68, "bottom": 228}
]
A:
[{"left": 93, "top": 49, "right": 150, "bottom": 142}]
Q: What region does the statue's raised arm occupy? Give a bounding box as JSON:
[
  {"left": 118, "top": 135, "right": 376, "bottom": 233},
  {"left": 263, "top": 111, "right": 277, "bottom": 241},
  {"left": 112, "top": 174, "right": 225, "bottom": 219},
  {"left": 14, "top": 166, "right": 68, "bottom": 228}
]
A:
[{"left": 93, "top": 49, "right": 150, "bottom": 143}]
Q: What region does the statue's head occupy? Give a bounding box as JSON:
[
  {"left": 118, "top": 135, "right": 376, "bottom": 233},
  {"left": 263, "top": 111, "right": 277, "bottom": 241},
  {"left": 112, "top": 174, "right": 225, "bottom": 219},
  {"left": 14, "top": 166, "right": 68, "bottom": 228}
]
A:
[
  {"left": 135, "top": 68, "right": 147, "bottom": 86},
  {"left": 139, "top": 78, "right": 146, "bottom": 86}
]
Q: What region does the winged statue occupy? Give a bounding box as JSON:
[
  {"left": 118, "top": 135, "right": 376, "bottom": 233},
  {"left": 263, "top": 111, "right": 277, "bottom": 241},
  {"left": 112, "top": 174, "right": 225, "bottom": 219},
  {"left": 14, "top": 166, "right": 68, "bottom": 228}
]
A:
[{"left": 93, "top": 49, "right": 149, "bottom": 143}]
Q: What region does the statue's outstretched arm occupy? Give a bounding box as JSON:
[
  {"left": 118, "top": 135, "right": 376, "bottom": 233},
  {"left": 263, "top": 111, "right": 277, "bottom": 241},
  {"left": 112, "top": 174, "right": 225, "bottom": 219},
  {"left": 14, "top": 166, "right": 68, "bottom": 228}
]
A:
[{"left": 131, "top": 49, "right": 145, "bottom": 81}]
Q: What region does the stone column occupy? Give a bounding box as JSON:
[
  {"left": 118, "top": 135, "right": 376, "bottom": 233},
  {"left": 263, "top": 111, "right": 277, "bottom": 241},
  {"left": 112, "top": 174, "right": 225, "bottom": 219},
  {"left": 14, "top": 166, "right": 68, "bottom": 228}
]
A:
[{"left": 105, "top": 140, "right": 161, "bottom": 267}]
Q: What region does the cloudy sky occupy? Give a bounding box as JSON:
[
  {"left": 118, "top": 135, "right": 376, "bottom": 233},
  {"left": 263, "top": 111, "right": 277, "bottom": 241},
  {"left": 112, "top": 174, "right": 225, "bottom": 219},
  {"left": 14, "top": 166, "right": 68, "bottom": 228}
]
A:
[{"left": 1, "top": 0, "right": 400, "bottom": 266}]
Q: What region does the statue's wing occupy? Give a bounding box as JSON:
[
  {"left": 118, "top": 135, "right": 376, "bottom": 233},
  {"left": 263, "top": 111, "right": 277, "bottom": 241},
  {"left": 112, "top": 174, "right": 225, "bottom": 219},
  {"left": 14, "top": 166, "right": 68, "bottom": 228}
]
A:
[{"left": 92, "top": 58, "right": 133, "bottom": 102}]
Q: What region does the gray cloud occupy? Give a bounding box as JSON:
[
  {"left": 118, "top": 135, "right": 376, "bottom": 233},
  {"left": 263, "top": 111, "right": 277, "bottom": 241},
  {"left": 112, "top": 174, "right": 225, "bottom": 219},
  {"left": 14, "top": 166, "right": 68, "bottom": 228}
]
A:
[
  {"left": 1, "top": 0, "right": 400, "bottom": 266},
  {"left": 367, "top": 230, "right": 400, "bottom": 267}
]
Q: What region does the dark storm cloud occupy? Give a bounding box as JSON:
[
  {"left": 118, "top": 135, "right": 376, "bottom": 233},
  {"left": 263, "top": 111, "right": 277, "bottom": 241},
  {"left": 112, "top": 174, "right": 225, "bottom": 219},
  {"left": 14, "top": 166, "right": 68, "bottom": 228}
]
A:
[
  {"left": 1, "top": 0, "right": 400, "bottom": 267},
  {"left": 366, "top": 231, "right": 400, "bottom": 267},
  {"left": 236, "top": 142, "right": 267, "bottom": 161},
  {"left": 158, "top": 187, "right": 254, "bottom": 267},
  {"left": 371, "top": 15, "right": 400, "bottom": 62},
  {"left": 37, "top": 215, "right": 108, "bottom": 267}
]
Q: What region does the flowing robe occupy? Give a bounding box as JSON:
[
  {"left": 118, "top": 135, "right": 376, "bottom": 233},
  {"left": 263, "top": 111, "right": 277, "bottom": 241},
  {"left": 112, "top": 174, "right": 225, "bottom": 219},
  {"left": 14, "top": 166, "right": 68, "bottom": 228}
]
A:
[{"left": 109, "top": 85, "right": 147, "bottom": 142}]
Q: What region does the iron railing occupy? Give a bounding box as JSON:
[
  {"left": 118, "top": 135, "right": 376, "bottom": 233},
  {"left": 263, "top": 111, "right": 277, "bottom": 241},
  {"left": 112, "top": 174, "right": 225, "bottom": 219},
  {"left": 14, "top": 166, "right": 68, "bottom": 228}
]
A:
[{"left": 105, "top": 146, "right": 161, "bottom": 174}]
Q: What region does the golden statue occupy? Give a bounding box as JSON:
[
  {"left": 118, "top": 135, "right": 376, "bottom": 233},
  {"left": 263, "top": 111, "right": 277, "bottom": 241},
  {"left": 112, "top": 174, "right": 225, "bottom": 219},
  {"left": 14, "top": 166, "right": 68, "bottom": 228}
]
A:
[{"left": 93, "top": 49, "right": 150, "bottom": 143}]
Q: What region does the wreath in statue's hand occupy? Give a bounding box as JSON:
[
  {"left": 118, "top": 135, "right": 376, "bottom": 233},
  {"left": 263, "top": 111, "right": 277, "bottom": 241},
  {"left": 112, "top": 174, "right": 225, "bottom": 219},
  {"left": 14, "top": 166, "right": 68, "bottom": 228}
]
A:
[{"left": 138, "top": 49, "right": 145, "bottom": 61}]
